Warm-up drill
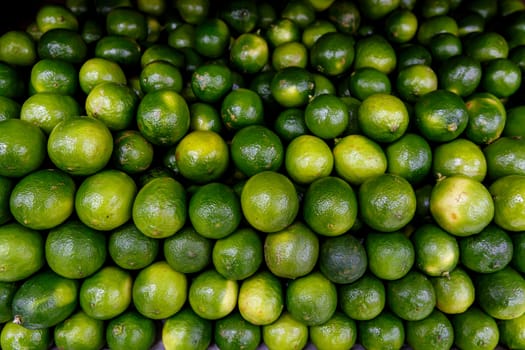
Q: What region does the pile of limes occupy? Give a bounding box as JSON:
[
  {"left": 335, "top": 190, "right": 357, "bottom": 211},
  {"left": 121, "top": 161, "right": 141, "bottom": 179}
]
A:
[{"left": 1, "top": 0, "right": 525, "bottom": 349}]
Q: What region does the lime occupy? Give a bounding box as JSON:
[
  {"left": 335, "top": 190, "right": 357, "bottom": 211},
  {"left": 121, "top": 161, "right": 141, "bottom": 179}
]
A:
[
  {"left": 108, "top": 222, "right": 159, "bottom": 270},
  {"left": 452, "top": 307, "right": 500, "bottom": 350},
  {"left": 285, "top": 134, "right": 333, "bottom": 185},
  {"left": 430, "top": 175, "right": 494, "bottom": 236},
  {"left": 189, "top": 102, "right": 223, "bottom": 133},
  {"left": 327, "top": 0, "right": 360, "bottom": 34},
  {"left": 238, "top": 270, "right": 284, "bottom": 326},
  {"left": 431, "top": 267, "right": 475, "bottom": 314},
  {"left": 411, "top": 223, "right": 460, "bottom": 277},
  {"left": 359, "top": 173, "right": 417, "bottom": 232},
  {"left": 0, "top": 322, "right": 51, "bottom": 350},
  {"left": 191, "top": 62, "right": 233, "bottom": 103},
  {"left": 78, "top": 57, "right": 127, "bottom": 95},
  {"left": 270, "top": 66, "right": 315, "bottom": 108},
  {"left": 214, "top": 311, "right": 261, "bottom": 350},
  {"left": 262, "top": 312, "right": 308, "bottom": 350},
  {"left": 481, "top": 58, "right": 522, "bottom": 98},
  {"left": 272, "top": 41, "right": 308, "bottom": 70},
  {"left": 309, "top": 312, "right": 357, "bottom": 350},
  {"left": 106, "top": 310, "right": 157, "bottom": 350},
  {"left": 189, "top": 269, "right": 238, "bottom": 320},
  {"left": 386, "top": 132, "right": 433, "bottom": 185},
  {"left": 54, "top": 310, "right": 105, "bottom": 350},
  {"left": 132, "top": 261, "right": 187, "bottom": 320},
  {"left": 354, "top": 34, "right": 397, "bottom": 74},
  {"left": 221, "top": 87, "right": 264, "bottom": 130},
  {"left": 0, "top": 223, "right": 44, "bottom": 283},
  {"left": 29, "top": 58, "right": 78, "bottom": 95},
  {"left": 45, "top": 220, "right": 106, "bottom": 279},
  {"left": 512, "top": 233, "right": 525, "bottom": 273},
  {"left": 194, "top": 18, "right": 230, "bottom": 58},
  {"left": 358, "top": 311, "right": 405, "bottom": 350},
  {"left": 163, "top": 226, "right": 212, "bottom": 274},
  {"left": 266, "top": 18, "right": 300, "bottom": 47},
  {"left": 365, "top": 231, "right": 415, "bottom": 280},
  {"left": 162, "top": 307, "right": 212, "bottom": 350},
  {"left": 212, "top": 227, "right": 263, "bottom": 280},
  {"left": 483, "top": 136, "right": 525, "bottom": 180},
  {"left": 503, "top": 105, "right": 525, "bottom": 137},
  {"left": 310, "top": 32, "right": 355, "bottom": 76},
  {"left": 405, "top": 309, "right": 454, "bottom": 350},
  {"left": 395, "top": 64, "right": 438, "bottom": 102},
  {"left": 264, "top": 221, "right": 319, "bottom": 279},
  {"left": 112, "top": 129, "right": 155, "bottom": 175},
  {"left": 305, "top": 93, "right": 349, "bottom": 139},
  {"left": 36, "top": 4, "right": 78, "bottom": 33},
  {"left": 386, "top": 270, "right": 436, "bottom": 321},
  {"left": 339, "top": 273, "right": 386, "bottom": 321},
  {"left": 385, "top": 8, "right": 418, "bottom": 43},
  {"left": 490, "top": 175, "right": 525, "bottom": 232},
  {"left": 432, "top": 138, "right": 487, "bottom": 182},
  {"left": 0, "top": 30, "right": 37, "bottom": 67},
  {"left": 499, "top": 313, "right": 525, "bottom": 349},
  {"left": 230, "top": 33, "right": 269, "bottom": 74}
]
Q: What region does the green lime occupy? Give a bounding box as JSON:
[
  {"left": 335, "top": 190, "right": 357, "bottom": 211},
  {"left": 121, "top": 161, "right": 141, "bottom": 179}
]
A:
[
  {"left": 365, "top": 231, "right": 415, "bottom": 280},
  {"left": 305, "top": 93, "right": 349, "bottom": 139},
  {"left": 438, "top": 55, "right": 482, "bottom": 97},
  {"left": 221, "top": 87, "right": 264, "bottom": 130},
  {"left": 327, "top": 0, "right": 360, "bottom": 34},
  {"left": 212, "top": 227, "right": 263, "bottom": 280},
  {"left": 386, "top": 270, "right": 436, "bottom": 321},
  {"left": 432, "top": 138, "right": 487, "bottom": 182},
  {"left": 45, "top": 220, "right": 106, "bottom": 279},
  {"left": 358, "top": 311, "right": 406, "bottom": 350},
  {"left": 214, "top": 311, "right": 261, "bottom": 350},
  {"left": 452, "top": 307, "right": 500, "bottom": 350},
  {"left": 484, "top": 136, "right": 525, "bottom": 180},
  {"left": 191, "top": 62, "right": 233, "bottom": 103},
  {"left": 481, "top": 58, "right": 522, "bottom": 98},
  {"left": 503, "top": 105, "right": 525, "bottom": 137},
  {"left": 78, "top": 57, "right": 127, "bottom": 95},
  {"left": 309, "top": 311, "right": 357, "bottom": 350},
  {"left": 230, "top": 33, "right": 269, "bottom": 74},
  {"left": 354, "top": 34, "right": 396, "bottom": 74},
  {"left": 54, "top": 310, "right": 105, "bottom": 350},
  {"left": 385, "top": 8, "right": 418, "bottom": 43},
  {"left": 95, "top": 35, "right": 141, "bottom": 67},
  {"left": 112, "top": 129, "right": 154, "bottom": 175},
  {"left": 310, "top": 32, "right": 355, "bottom": 76},
  {"left": 285, "top": 134, "right": 333, "bottom": 185},
  {"left": 262, "top": 312, "right": 308, "bottom": 350},
  {"left": 194, "top": 18, "right": 230, "bottom": 58},
  {"left": 162, "top": 307, "right": 212, "bottom": 350},
  {"left": 396, "top": 64, "right": 438, "bottom": 102},
  {"left": 339, "top": 273, "right": 386, "bottom": 321},
  {"left": 108, "top": 222, "right": 160, "bottom": 270},
  {"left": 270, "top": 66, "right": 315, "bottom": 108},
  {"left": 106, "top": 310, "right": 157, "bottom": 350},
  {"left": 499, "top": 313, "right": 525, "bottom": 349},
  {"left": 431, "top": 267, "right": 475, "bottom": 314},
  {"left": 405, "top": 309, "right": 454, "bottom": 350},
  {"left": 0, "top": 30, "right": 37, "bottom": 67},
  {"left": 386, "top": 132, "right": 433, "bottom": 185},
  {"left": 163, "top": 226, "right": 212, "bottom": 274},
  {"left": 0, "top": 322, "right": 51, "bottom": 350},
  {"left": 30, "top": 58, "right": 77, "bottom": 95},
  {"left": 490, "top": 175, "right": 525, "bottom": 232}
]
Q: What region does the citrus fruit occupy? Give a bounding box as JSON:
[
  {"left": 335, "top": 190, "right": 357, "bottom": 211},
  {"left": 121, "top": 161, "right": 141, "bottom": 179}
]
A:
[
  {"left": 212, "top": 227, "right": 263, "bottom": 280},
  {"left": 309, "top": 311, "right": 357, "bottom": 350},
  {"left": 0, "top": 30, "right": 37, "bottom": 67},
  {"left": 310, "top": 32, "right": 355, "bottom": 76},
  {"left": 385, "top": 8, "right": 418, "bottom": 43},
  {"left": 264, "top": 221, "right": 319, "bottom": 279},
  {"left": 270, "top": 66, "right": 315, "bottom": 108},
  {"left": 358, "top": 173, "right": 417, "bottom": 232},
  {"left": 191, "top": 62, "right": 233, "bottom": 103},
  {"left": 365, "top": 231, "right": 415, "bottom": 280},
  {"left": 194, "top": 18, "right": 231, "bottom": 58},
  {"left": 411, "top": 223, "right": 460, "bottom": 277},
  {"left": 230, "top": 125, "right": 284, "bottom": 177},
  {"left": 386, "top": 132, "right": 433, "bottom": 185},
  {"left": 132, "top": 261, "right": 188, "bottom": 320},
  {"left": 111, "top": 129, "right": 155, "bottom": 175},
  {"left": 136, "top": 89, "right": 190, "bottom": 147},
  {"left": 358, "top": 311, "right": 406, "bottom": 350},
  {"left": 357, "top": 93, "right": 409, "bottom": 143},
  {"left": 266, "top": 18, "right": 300, "bottom": 47},
  {"left": 464, "top": 92, "right": 506, "bottom": 144},
  {"left": 499, "top": 313, "right": 525, "bottom": 349},
  {"left": 476, "top": 266, "right": 525, "bottom": 320},
  {"left": 47, "top": 116, "right": 114, "bottom": 176},
  {"left": 106, "top": 310, "right": 157, "bottom": 350},
  {"left": 481, "top": 58, "right": 522, "bottom": 98},
  {"left": 0, "top": 119, "right": 47, "bottom": 178},
  {"left": 189, "top": 269, "right": 238, "bottom": 320},
  {"left": 0, "top": 281, "right": 15, "bottom": 323},
  {"left": 303, "top": 176, "right": 358, "bottom": 237},
  {"left": 175, "top": 130, "right": 230, "bottom": 183},
  {"left": 459, "top": 224, "right": 513, "bottom": 274},
  {"left": 305, "top": 93, "right": 349, "bottom": 139},
  {"left": 29, "top": 58, "right": 78, "bottom": 95},
  {"left": 483, "top": 136, "right": 525, "bottom": 180},
  {"left": 432, "top": 138, "right": 487, "bottom": 182},
  {"left": 333, "top": 134, "right": 388, "bottom": 186},
  {"left": 0, "top": 322, "right": 51, "bottom": 350},
  {"left": 396, "top": 64, "right": 437, "bottom": 102},
  {"left": 79, "top": 265, "right": 132, "bottom": 320},
  {"left": 431, "top": 267, "right": 475, "bottom": 315},
  {"left": 9, "top": 168, "right": 75, "bottom": 230},
  {"left": 163, "top": 226, "right": 212, "bottom": 274},
  {"left": 189, "top": 102, "right": 223, "bottom": 133},
  {"left": 162, "top": 307, "right": 212, "bottom": 350},
  {"left": 386, "top": 270, "right": 436, "bottom": 321},
  {"left": 37, "top": 27, "right": 88, "bottom": 64},
  {"left": 240, "top": 171, "right": 299, "bottom": 233},
  {"left": 12, "top": 269, "right": 78, "bottom": 330},
  {"left": 417, "top": 14, "right": 459, "bottom": 45},
  {"left": 0, "top": 223, "right": 44, "bottom": 283},
  {"left": 273, "top": 107, "right": 308, "bottom": 142},
  {"left": 189, "top": 182, "right": 242, "bottom": 239},
  {"left": 503, "top": 105, "right": 525, "bottom": 137},
  {"left": 405, "top": 309, "right": 454, "bottom": 350},
  {"left": 238, "top": 270, "right": 284, "bottom": 326},
  {"left": 512, "top": 232, "right": 525, "bottom": 273},
  {"left": 339, "top": 273, "right": 386, "bottom": 321},
  {"left": 272, "top": 41, "right": 309, "bottom": 70},
  {"left": 229, "top": 33, "right": 269, "bottom": 74},
  {"left": 429, "top": 175, "right": 494, "bottom": 236},
  {"left": 414, "top": 89, "right": 469, "bottom": 142},
  {"left": 45, "top": 220, "right": 106, "bottom": 280},
  {"left": 452, "top": 306, "right": 500, "bottom": 350},
  {"left": 262, "top": 312, "right": 308, "bottom": 350},
  {"left": 132, "top": 176, "right": 187, "bottom": 239},
  {"left": 78, "top": 57, "right": 127, "bottom": 94},
  {"left": 0, "top": 96, "right": 20, "bottom": 122},
  {"left": 284, "top": 134, "right": 333, "bottom": 184},
  {"left": 108, "top": 222, "right": 159, "bottom": 270},
  {"left": 54, "top": 310, "right": 105, "bottom": 350},
  {"left": 438, "top": 54, "right": 482, "bottom": 97},
  {"left": 489, "top": 175, "right": 525, "bottom": 232},
  {"left": 354, "top": 34, "right": 397, "bottom": 74},
  {"left": 214, "top": 311, "right": 261, "bottom": 350},
  {"left": 286, "top": 271, "right": 337, "bottom": 326}
]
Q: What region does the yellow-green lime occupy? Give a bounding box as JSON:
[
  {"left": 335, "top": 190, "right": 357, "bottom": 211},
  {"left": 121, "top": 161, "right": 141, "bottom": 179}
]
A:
[
  {"left": 431, "top": 267, "right": 475, "bottom": 314},
  {"left": 483, "top": 136, "right": 525, "bottom": 180},
  {"left": 132, "top": 176, "right": 187, "bottom": 239},
  {"left": 264, "top": 221, "right": 319, "bottom": 279},
  {"left": 405, "top": 309, "right": 454, "bottom": 350},
  {"left": 430, "top": 175, "right": 494, "bottom": 236},
  {"left": 45, "top": 220, "right": 106, "bottom": 279},
  {"left": 489, "top": 175, "right": 525, "bottom": 232},
  {"left": 262, "top": 312, "right": 308, "bottom": 350},
  {"left": 452, "top": 307, "right": 500, "bottom": 350},
  {"left": 188, "top": 269, "right": 238, "bottom": 320},
  {"left": 75, "top": 169, "right": 137, "bottom": 231},
  {"left": 238, "top": 270, "right": 284, "bottom": 326},
  {"left": 333, "top": 134, "right": 387, "bottom": 186},
  {"left": 339, "top": 273, "right": 386, "bottom": 321},
  {"left": 162, "top": 307, "right": 212, "bottom": 350},
  {"left": 309, "top": 311, "right": 357, "bottom": 350},
  {"left": 499, "top": 312, "right": 525, "bottom": 349},
  {"left": 353, "top": 34, "right": 396, "bottom": 74},
  {"left": 0, "top": 322, "right": 51, "bottom": 350},
  {"left": 132, "top": 261, "right": 187, "bottom": 320},
  {"left": 78, "top": 57, "right": 127, "bottom": 94},
  {"left": 358, "top": 311, "right": 406, "bottom": 350},
  {"left": 284, "top": 134, "right": 333, "bottom": 185},
  {"left": 432, "top": 138, "right": 487, "bottom": 182}
]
